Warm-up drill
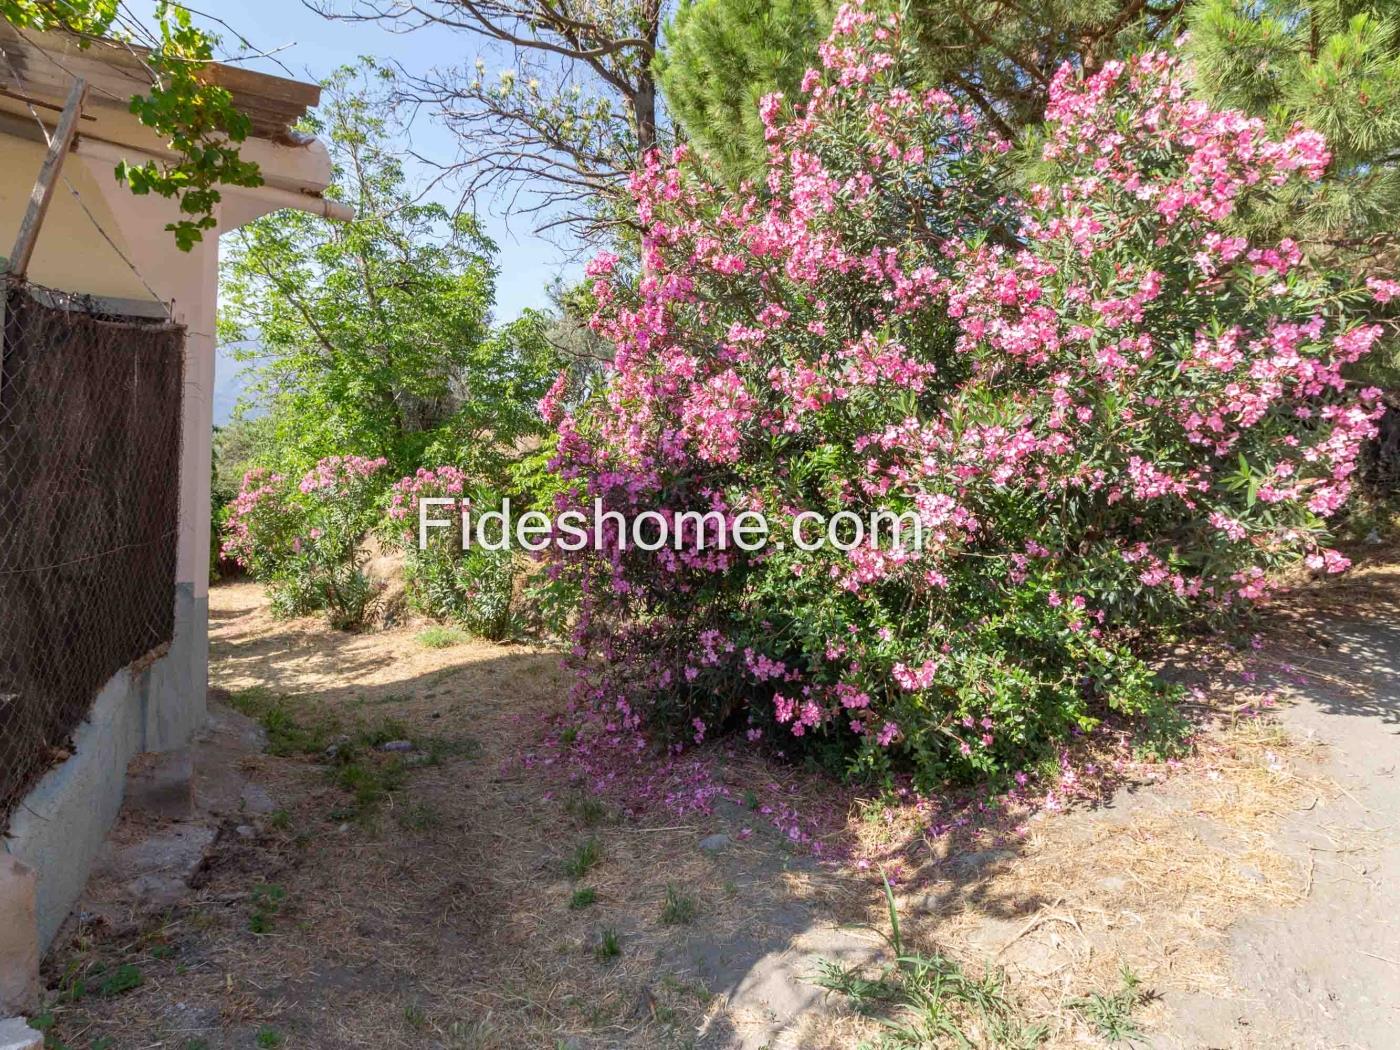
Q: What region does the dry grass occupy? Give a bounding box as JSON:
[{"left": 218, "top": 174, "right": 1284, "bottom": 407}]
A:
[{"left": 38, "top": 578, "right": 1361, "bottom": 1048}]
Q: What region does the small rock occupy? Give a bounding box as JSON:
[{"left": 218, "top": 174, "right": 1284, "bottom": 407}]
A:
[
  {"left": 1099, "top": 875, "right": 1128, "bottom": 894},
  {"left": 234, "top": 825, "right": 256, "bottom": 840},
  {"left": 916, "top": 890, "right": 953, "bottom": 915},
  {"left": 0, "top": 1017, "right": 43, "bottom": 1050},
  {"left": 699, "top": 833, "right": 731, "bottom": 852},
  {"left": 239, "top": 783, "right": 277, "bottom": 815},
  {"left": 379, "top": 740, "right": 415, "bottom": 752}
]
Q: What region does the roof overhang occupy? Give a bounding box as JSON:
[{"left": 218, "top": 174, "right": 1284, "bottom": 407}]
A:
[{"left": 0, "top": 21, "right": 348, "bottom": 215}]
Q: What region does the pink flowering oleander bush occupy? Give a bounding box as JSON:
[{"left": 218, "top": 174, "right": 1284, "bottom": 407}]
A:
[
  {"left": 546, "top": 2, "right": 1389, "bottom": 788},
  {"left": 220, "top": 467, "right": 297, "bottom": 581},
  {"left": 386, "top": 466, "right": 521, "bottom": 639},
  {"left": 222, "top": 455, "right": 390, "bottom": 627}
]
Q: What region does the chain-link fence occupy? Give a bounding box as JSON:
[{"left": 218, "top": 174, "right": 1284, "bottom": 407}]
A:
[{"left": 0, "top": 276, "right": 185, "bottom": 825}]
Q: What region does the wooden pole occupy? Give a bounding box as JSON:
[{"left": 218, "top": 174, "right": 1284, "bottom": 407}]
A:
[{"left": 5, "top": 77, "right": 88, "bottom": 280}]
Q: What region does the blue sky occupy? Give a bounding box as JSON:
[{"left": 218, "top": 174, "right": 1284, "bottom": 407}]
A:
[{"left": 170, "top": 0, "right": 581, "bottom": 322}]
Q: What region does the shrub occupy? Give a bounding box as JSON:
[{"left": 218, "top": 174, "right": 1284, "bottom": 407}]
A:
[
  {"left": 223, "top": 455, "right": 389, "bottom": 629},
  {"left": 386, "top": 466, "right": 522, "bottom": 640},
  {"left": 220, "top": 467, "right": 299, "bottom": 580},
  {"left": 548, "top": 3, "right": 1389, "bottom": 788}
]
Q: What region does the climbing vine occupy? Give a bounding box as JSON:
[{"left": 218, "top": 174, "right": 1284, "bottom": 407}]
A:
[{"left": 1, "top": 0, "right": 262, "bottom": 249}]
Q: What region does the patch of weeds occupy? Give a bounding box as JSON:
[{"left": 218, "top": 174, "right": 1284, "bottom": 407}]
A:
[
  {"left": 417, "top": 625, "right": 470, "bottom": 649},
  {"left": 266, "top": 809, "right": 292, "bottom": 832},
  {"left": 91, "top": 963, "right": 143, "bottom": 998},
  {"left": 331, "top": 754, "right": 408, "bottom": 821},
  {"left": 563, "top": 837, "right": 602, "bottom": 878},
  {"left": 564, "top": 793, "right": 609, "bottom": 826},
  {"left": 184, "top": 1041, "right": 211, "bottom": 1050},
  {"left": 421, "top": 734, "right": 481, "bottom": 765},
  {"left": 593, "top": 927, "right": 621, "bottom": 961},
  {"left": 41, "top": 959, "right": 138, "bottom": 1004},
  {"left": 659, "top": 974, "right": 712, "bottom": 1004},
  {"left": 396, "top": 800, "right": 440, "bottom": 831},
  {"left": 812, "top": 873, "right": 1047, "bottom": 1049},
  {"left": 230, "top": 691, "right": 418, "bottom": 824},
  {"left": 569, "top": 887, "right": 597, "bottom": 910},
  {"left": 742, "top": 789, "right": 759, "bottom": 810},
  {"left": 228, "top": 687, "right": 338, "bottom": 757},
  {"left": 357, "top": 716, "right": 411, "bottom": 748},
  {"left": 255, "top": 1027, "right": 284, "bottom": 1048},
  {"left": 248, "top": 883, "right": 287, "bottom": 935},
  {"left": 660, "top": 882, "right": 698, "bottom": 926},
  {"left": 403, "top": 1001, "right": 428, "bottom": 1029},
  {"left": 559, "top": 724, "right": 579, "bottom": 746},
  {"left": 1068, "top": 966, "right": 1153, "bottom": 1045}
]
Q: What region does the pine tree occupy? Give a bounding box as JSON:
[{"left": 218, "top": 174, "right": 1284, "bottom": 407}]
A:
[
  {"left": 1189, "top": 0, "right": 1400, "bottom": 423},
  {"left": 904, "top": 1, "right": 1184, "bottom": 140},
  {"left": 1187, "top": 0, "right": 1400, "bottom": 263},
  {"left": 655, "top": 0, "right": 833, "bottom": 186}
]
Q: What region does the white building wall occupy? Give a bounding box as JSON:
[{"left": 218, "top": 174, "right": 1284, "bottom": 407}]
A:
[{"left": 1, "top": 124, "right": 334, "bottom": 953}]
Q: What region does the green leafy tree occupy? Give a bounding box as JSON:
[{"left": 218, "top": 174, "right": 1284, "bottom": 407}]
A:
[
  {"left": 1, "top": 1, "right": 262, "bottom": 248},
  {"left": 656, "top": 0, "right": 833, "bottom": 185},
  {"left": 219, "top": 63, "right": 558, "bottom": 482}
]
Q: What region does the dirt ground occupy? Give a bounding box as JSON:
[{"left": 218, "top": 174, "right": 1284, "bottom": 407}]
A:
[{"left": 34, "top": 558, "right": 1400, "bottom": 1049}]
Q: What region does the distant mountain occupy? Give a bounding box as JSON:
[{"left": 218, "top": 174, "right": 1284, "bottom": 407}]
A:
[{"left": 213, "top": 341, "right": 264, "bottom": 426}]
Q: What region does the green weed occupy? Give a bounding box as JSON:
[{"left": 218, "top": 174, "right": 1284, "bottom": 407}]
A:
[
  {"left": 1068, "top": 966, "right": 1152, "bottom": 1044},
  {"left": 660, "top": 882, "right": 698, "bottom": 926},
  {"left": 563, "top": 837, "right": 602, "bottom": 878},
  {"left": 248, "top": 883, "right": 287, "bottom": 935},
  {"left": 812, "top": 873, "right": 1047, "bottom": 1049},
  {"left": 416, "top": 625, "right": 470, "bottom": 648},
  {"left": 594, "top": 927, "right": 621, "bottom": 961}
]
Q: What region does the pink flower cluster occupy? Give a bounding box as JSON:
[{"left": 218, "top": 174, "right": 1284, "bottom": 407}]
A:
[
  {"left": 388, "top": 465, "right": 470, "bottom": 523},
  {"left": 298, "top": 455, "right": 389, "bottom": 495},
  {"left": 547, "top": 2, "right": 1392, "bottom": 784}
]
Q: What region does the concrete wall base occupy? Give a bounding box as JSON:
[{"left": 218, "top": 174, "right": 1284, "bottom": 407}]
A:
[
  {"left": 0, "top": 1017, "right": 42, "bottom": 1050},
  {"left": 0, "top": 857, "right": 37, "bottom": 1016},
  {"left": 2, "top": 585, "right": 207, "bottom": 953}
]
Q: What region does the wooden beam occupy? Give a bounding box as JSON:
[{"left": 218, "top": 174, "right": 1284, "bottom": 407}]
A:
[{"left": 5, "top": 77, "right": 88, "bottom": 280}]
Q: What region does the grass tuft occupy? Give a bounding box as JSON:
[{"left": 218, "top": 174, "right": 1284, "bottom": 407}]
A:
[
  {"left": 659, "top": 882, "right": 698, "bottom": 925},
  {"left": 1068, "top": 966, "right": 1153, "bottom": 1044},
  {"left": 813, "top": 873, "right": 1047, "bottom": 1048},
  {"left": 563, "top": 837, "right": 602, "bottom": 878},
  {"left": 416, "top": 625, "right": 471, "bottom": 649},
  {"left": 593, "top": 927, "right": 621, "bottom": 961}
]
